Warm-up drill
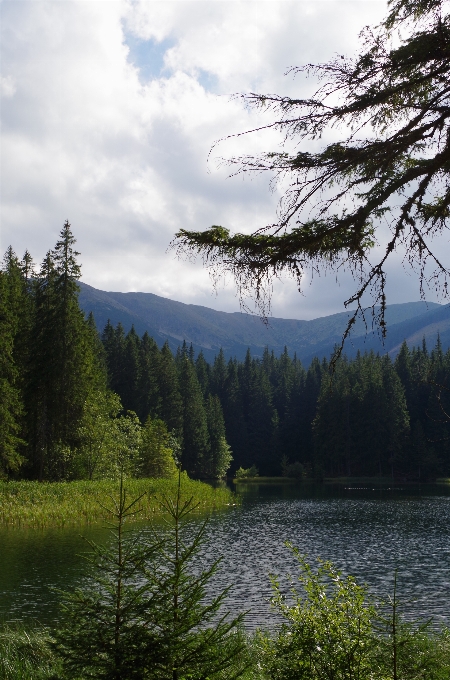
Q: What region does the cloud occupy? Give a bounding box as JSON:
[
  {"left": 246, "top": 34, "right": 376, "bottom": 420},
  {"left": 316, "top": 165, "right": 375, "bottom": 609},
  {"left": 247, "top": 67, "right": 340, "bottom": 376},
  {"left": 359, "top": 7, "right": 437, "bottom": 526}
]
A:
[
  {"left": 2, "top": 0, "right": 439, "bottom": 323},
  {"left": 0, "top": 75, "right": 15, "bottom": 98}
]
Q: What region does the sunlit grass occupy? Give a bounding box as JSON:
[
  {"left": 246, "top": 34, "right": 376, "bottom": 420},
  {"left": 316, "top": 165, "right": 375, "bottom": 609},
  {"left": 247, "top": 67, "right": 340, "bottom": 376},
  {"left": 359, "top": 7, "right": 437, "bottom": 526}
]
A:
[
  {"left": 0, "top": 624, "right": 60, "bottom": 679},
  {"left": 0, "top": 474, "right": 235, "bottom": 529}
]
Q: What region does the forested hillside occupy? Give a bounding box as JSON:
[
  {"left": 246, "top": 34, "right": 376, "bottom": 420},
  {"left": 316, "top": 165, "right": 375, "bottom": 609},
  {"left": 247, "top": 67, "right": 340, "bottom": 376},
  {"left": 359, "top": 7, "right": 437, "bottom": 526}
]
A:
[
  {"left": 104, "top": 321, "right": 450, "bottom": 480},
  {"left": 2, "top": 224, "right": 450, "bottom": 482}
]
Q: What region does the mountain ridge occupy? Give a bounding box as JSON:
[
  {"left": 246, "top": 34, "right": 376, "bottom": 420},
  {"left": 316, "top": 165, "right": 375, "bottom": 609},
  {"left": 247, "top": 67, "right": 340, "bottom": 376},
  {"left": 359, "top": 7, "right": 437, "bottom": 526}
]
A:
[{"left": 78, "top": 281, "right": 449, "bottom": 363}]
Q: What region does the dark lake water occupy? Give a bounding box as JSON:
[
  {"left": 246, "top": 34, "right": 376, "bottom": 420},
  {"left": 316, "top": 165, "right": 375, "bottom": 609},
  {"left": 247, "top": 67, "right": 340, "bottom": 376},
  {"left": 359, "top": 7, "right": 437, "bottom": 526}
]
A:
[{"left": 2, "top": 482, "right": 450, "bottom": 630}]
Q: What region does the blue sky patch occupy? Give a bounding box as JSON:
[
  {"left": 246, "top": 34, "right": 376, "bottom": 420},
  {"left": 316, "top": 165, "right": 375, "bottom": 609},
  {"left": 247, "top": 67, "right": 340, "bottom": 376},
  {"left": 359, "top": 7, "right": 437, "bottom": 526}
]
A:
[
  {"left": 196, "top": 69, "right": 219, "bottom": 93},
  {"left": 123, "top": 30, "right": 175, "bottom": 83}
]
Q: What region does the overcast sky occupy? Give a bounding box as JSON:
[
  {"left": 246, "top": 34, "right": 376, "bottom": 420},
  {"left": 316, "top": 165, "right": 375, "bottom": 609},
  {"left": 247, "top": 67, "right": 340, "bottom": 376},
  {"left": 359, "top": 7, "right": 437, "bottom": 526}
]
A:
[{"left": 1, "top": 0, "right": 447, "bottom": 320}]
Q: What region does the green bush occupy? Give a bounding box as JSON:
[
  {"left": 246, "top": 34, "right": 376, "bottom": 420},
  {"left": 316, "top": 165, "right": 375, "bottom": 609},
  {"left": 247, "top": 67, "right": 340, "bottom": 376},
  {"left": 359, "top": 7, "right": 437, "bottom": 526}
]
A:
[{"left": 235, "top": 465, "right": 259, "bottom": 479}]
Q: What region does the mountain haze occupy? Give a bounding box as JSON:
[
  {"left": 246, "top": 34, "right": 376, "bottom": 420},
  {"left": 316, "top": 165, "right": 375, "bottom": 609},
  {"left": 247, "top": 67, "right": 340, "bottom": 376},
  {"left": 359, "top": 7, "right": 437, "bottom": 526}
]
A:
[{"left": 78, "top": 282, "right": 448, "bottom": 363}]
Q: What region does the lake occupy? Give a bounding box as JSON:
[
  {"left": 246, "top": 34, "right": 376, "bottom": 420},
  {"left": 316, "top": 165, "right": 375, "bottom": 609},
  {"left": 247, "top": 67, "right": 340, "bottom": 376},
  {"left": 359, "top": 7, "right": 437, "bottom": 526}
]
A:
[{"left": 1, "top": 482, "right": 450, "bottom": 630}]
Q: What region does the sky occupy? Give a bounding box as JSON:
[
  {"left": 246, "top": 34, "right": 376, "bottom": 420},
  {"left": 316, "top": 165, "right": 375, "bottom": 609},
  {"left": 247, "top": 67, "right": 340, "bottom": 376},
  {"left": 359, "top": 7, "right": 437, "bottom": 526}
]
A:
[{"left": 1, "top": 0, "right": 447, "bottom": 321}]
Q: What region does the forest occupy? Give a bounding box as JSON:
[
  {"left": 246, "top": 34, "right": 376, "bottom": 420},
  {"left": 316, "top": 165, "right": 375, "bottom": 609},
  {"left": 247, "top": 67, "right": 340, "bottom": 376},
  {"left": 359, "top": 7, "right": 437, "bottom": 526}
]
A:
[{"left": 1, "top": 223, "right": 450, "bottom": 483}]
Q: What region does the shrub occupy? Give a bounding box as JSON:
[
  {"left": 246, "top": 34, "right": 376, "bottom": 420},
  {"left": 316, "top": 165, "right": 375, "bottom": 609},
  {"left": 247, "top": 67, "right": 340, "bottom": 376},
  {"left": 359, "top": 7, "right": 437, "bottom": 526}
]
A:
[{"left": 235, "top": 465, "right": 259, "bottom": 479}]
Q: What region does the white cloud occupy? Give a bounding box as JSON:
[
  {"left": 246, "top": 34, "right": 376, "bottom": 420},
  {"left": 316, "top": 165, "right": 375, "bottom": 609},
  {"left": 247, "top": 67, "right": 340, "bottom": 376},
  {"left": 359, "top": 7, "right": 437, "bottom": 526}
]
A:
[
  {"left": 2, "top": 0, "right": 437, "bottom": 323},
  {"left": 0, "top": 75, "right": 15, "bottom": 98}
]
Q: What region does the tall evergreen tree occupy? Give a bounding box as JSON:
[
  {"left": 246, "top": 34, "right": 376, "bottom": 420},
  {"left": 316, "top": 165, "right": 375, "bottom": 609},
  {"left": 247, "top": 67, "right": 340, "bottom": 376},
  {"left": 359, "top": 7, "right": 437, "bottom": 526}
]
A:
[
  {"left": 157, "top": 342, "right": 183, "bottom": 436},
  {"left": 0, "top": 252, "right": 26, "bottom": 475},
  {"left": 27, "top": 223, "right": 107, "bottom": 479},
  {"left": 204, "top": 395, "right": 232, "bottom": 478},
  {"left": 178, "top": 355, "right": 209, "bottom": 477},
  {"left": 137, "top": 332, "right": 161, "bottom": 423}
]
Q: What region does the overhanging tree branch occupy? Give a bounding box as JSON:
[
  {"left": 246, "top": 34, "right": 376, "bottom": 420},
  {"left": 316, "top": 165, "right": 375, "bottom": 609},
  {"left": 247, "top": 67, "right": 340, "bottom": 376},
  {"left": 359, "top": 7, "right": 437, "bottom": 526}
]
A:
[{"left": 172, "top": 0, "right": 450, "bottom": 362}]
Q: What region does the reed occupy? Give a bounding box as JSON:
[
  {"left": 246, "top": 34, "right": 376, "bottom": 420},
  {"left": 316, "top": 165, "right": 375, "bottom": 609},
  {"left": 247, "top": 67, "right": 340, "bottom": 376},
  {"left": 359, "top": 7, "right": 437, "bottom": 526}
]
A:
[{"left": 0, "top": 474, "right": 235, "bottom": 529}]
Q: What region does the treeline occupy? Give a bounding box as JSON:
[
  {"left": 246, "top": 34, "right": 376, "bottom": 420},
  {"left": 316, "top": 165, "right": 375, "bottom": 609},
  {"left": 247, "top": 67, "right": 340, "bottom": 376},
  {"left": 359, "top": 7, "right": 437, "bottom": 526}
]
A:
[
  {"left": 3, "top": 223, "right": 450, "bottom": 482},
  {"left": 105, "top": 321, "right": 450, "bottom": 481},
  {"left": 0, "top": 223, "right": 229, "bottom": 481}
]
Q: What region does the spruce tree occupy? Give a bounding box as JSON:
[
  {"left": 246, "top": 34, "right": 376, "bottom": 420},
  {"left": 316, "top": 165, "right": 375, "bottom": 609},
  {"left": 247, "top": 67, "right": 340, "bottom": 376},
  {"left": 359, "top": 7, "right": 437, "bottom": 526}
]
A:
[
  {"left": 204, "top": 395, "right": 232, "bottom": 478},
  {"left": 178, "top": 355, "right": 209, "bottom": 477},
  {"left": 137, "top": 332, "right": 161, "bottom": 423},
  {"left": 120, "top": 327, "right": 141, "bottom": 414},
  {"left": 55, "top": 475, "right": 250, "bottom": 680},
  {"left": 27, "top": 223, "right": 108, "bottom": 479},
  {"left": 0, "top": 258, "right": 25, "bottom": 475},
  {"left": 195, "top": 350, "right": 210, "bottom": 397}
]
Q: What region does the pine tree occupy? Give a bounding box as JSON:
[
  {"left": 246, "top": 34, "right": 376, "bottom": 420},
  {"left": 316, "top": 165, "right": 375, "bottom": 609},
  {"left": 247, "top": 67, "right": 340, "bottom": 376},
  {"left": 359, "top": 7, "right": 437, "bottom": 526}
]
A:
[
  {"left": 175, "top": 0, "right": 450, "bottom": 351},
  {"left": 221, "top": 359, "right": 248, "bottom": 472},
  {"left": 0, "top": 255, "right": 26, "bottom": 475},
  {"left": 178, "top": 355, "right": 209, "bottom": 477},
  {"left": 195, "top": 350, "right": 210, "bottom": 397},
  {"left": 55, "top": 478, "right": 164, "bottom": 679},
  {"left": 120, "top": 327, "right": 141, "bottom": 414},
  {"left": 137, "top": 332, "right": 161, "bottom": 423},
  {"left": 27, "top": 223, "right": 108, "bottom": 479},
  {"left": 55, "top": 475, "right": 250, "bottom": 679},
  {"left": 204, "top": 395, "right": 232, "bottom": 478},
  {"left": 157, "top": 342, "right": 183, "bottom": 436}
]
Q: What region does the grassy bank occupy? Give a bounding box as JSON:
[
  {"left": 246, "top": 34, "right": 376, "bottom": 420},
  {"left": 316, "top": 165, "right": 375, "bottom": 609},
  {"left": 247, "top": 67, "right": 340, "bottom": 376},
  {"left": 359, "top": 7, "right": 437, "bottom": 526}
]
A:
[{"left": 0, "top": 475, "right": 235, "bottom": 529}]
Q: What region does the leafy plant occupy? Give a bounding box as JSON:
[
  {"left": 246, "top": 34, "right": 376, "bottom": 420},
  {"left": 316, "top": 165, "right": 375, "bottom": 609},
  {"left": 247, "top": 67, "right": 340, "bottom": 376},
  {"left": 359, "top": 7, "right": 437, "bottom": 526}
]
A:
[{"left": 259, "top": 544, "right": 376, "bottom": 680}]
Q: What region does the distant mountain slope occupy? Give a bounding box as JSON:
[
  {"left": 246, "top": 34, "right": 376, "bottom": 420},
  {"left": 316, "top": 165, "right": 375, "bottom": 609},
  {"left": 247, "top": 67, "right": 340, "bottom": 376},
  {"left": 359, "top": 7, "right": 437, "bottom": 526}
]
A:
[{"left": 78, "top": 281, "right": 447, "bottom": 363}]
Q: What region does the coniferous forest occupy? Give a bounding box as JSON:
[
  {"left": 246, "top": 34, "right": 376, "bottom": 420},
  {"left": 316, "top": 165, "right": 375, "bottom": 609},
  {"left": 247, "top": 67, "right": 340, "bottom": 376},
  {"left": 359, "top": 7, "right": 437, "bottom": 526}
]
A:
[{"left": 2, "top": 223, "right": 450, "bottom": 483}]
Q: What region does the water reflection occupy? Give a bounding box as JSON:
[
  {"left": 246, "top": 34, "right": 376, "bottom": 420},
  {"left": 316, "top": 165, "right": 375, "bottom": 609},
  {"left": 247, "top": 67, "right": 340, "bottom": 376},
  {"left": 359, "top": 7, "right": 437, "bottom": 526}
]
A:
[{"left": 1, "top": 483, "right": 450, "bottom": 630}]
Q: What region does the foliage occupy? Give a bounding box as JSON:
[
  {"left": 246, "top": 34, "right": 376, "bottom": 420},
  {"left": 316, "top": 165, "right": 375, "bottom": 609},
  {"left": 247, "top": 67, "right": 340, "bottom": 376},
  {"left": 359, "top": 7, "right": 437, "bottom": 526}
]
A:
[
  {"left": 140, "top": 474, "right": 250, "bottom": 680},
  {"left": 235, "top": 465, "right": 259, "bottom": 479},
  {"left": 253, "top": 548, "right": 450, "bottom": 680},
  {"left": 173, "top": 0, "right": 450, "bottom": 354},
  {"left": 314, "top": 352, "right": 410, "bottom": 477},
  {"left": 139, "top": 416, "right": 179, "bottom": 478},
  {"left": 281, "top": 457, "right": 305, "bottom": 479},
  {"left": 55, "top": 475, "right": 250, "bottom": 680},
  {"left": 75, "top": 391, "right": 124, "bottom": 480},
  {"left": 258, "top": 544, "right": 376, "bottom": 680},
  {"left": 4, "top": 226, "right": 450, "bottom": 483},
  {"left": 0, "top": 250, "right": 27, "bottom": 475}
]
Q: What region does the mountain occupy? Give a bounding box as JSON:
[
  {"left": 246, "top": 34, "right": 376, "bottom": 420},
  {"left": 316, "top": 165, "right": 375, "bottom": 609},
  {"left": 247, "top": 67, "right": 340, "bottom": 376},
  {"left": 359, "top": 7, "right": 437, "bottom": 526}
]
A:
[{"left": 78, "top": 281, "right": 448, "bottom": 363}]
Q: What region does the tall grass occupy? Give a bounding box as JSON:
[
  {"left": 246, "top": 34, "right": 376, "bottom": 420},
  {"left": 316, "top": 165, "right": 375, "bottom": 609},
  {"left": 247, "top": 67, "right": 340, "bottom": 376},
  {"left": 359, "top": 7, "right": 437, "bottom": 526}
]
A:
[
  {"left": 0, "top": 474, "right": 235, "bottom": 529},
  {"left": 0, "top": 624, "right": 60, "bottom": 680}
]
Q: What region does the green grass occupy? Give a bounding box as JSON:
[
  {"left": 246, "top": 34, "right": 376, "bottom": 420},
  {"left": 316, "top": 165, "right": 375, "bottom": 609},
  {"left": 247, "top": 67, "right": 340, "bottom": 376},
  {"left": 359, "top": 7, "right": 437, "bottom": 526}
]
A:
[
  {"left": 0, "top": 624, "right": 60, "bottom": 680},
  {"left": 0, "top": 474, "right": 235, "bottom": 529}
]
